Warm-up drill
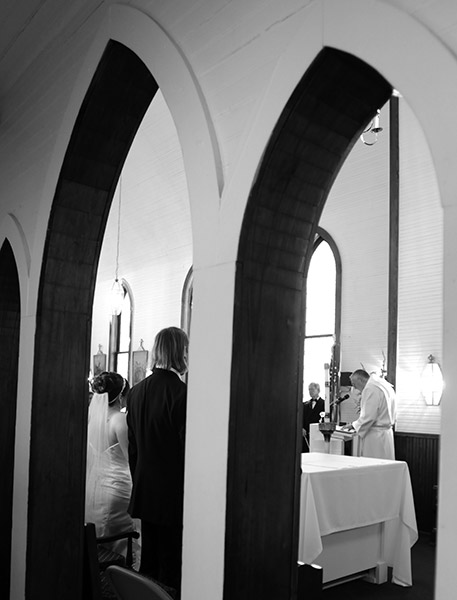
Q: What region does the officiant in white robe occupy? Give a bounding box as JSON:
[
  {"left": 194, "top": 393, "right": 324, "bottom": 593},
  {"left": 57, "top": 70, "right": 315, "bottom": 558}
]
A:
[{"left": 349, "top": 370, "right": 397, "bottom": 460}]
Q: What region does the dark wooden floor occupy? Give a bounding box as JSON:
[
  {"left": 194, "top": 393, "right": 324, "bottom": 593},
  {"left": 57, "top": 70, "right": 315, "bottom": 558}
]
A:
[
  {"left": 321, "top": 532, "right": 435, "bottom": 600},
  {"left": 100, "top": 532, "right": 435, "bottom": 599}
]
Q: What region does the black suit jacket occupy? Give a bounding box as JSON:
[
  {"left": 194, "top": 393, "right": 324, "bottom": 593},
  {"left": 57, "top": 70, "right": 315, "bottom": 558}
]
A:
[
  {"left": 126, "top": 368, "right": 187, "bottom": 525},
  {"left": 302, "top": 397, "right": 325, "bottom": 434}
]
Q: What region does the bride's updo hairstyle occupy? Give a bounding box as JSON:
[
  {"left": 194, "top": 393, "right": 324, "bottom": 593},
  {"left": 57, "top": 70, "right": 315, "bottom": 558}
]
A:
[
  {"left": 91, "top": 371, "right": 129, "bottom": 403},
  {"left": 152, "top": 327, "right": 189, "bottom": 375}
]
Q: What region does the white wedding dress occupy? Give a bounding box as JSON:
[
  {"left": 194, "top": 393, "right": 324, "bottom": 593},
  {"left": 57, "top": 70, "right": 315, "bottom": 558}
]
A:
[{"left": 85, "top": 393, "right": 140, "bottom": 565}]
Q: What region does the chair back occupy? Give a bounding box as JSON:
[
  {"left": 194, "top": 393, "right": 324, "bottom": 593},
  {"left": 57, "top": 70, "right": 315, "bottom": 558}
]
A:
[
  {"left": 106, "top": 565, "right": 175, "bottom": 600},
  {"left": 83, "top": 523, "right": 103, "bottom": 600},
  {"left": 83, "top": 522, "right": 140, "bottom": 600}
]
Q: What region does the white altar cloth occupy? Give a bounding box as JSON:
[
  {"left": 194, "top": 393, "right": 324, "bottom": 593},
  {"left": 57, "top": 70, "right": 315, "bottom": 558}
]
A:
[{"left": 298, "top": 453, "right": 418, "bottom": 586}]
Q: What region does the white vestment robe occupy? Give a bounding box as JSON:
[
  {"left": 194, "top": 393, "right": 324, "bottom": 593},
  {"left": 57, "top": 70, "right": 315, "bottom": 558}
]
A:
[{"left": 352, "top": 374, "right": 397, "bottom": 459}]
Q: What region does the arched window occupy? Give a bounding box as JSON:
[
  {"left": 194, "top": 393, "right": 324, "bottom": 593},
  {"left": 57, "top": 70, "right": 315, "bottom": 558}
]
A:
[
  {"left": 109, "top": 280, "right": 133, "bottom": 380},
  {"left": 303, "top": 229, "right": 341, "bottom": 400}
]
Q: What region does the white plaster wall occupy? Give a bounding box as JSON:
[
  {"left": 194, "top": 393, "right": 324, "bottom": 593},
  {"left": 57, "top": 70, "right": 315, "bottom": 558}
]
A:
[
  {"left": 91, "top": 90, "right": 193, "bottom": 366},
  {"left": 320, "top": 104, "right": 390, "bottom": 377},
  {"left": 397, "top": 99, "right": 443, "bottom": 434},
  {"left": 319, "top": 97, "right": 443, "bottom": 436}
]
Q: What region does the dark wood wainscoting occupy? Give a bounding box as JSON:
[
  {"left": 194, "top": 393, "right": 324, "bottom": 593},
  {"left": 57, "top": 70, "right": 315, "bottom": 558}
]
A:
[{"left": 394, "top": 432, "right": 440, "bottom": 533}]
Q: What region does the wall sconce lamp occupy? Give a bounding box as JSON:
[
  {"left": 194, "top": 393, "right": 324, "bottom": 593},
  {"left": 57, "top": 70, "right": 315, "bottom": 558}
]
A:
[
  {"left": 360, "top": 109, "right": 383, "bottom": 146},
  {"left": 110, "top": 177, "right": 124, "bottom": 316},
  {"left": 421, "top": 354, "right": 444, "bottom": 406}
]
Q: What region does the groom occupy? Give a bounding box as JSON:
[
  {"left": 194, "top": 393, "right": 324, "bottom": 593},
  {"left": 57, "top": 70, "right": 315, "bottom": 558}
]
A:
[{"left": 302, "top": 382, "right": 325, "bottom": 452}]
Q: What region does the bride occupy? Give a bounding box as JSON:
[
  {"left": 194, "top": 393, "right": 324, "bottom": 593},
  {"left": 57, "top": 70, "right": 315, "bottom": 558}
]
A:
[{"left": 85, "top": 371, "right": 140, "bottom": 564}]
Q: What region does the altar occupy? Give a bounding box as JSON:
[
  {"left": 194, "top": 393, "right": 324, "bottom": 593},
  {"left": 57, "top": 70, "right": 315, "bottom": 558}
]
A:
[
  {"left": 309, "top": 422, "right": 360, "bottom": 455},
  {"left": 298, "top": 453, "right": 418, "bottom": 587}
]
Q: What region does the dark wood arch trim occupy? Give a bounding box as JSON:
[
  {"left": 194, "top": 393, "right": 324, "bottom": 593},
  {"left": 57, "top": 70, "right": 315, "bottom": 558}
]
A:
[
  {"left": 0, "top": 239, "right": 20, "bottom": 600},
  {"left": 225, "top": 48, "right": 392, "bottom": 600},
  {"left": 27, "top": 41, "right": 158, "bottom": 600},
  {"left": 388, "top": 95, "right": 400, "bottom": 387}
]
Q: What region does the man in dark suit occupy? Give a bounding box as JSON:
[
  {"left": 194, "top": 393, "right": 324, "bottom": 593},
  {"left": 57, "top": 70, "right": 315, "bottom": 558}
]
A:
[
  {"left": 127, "top": 327, "right": 188, "bottom": 596},
  {"left": 302, "top": 382, "right": 325, "bottom": 452}
]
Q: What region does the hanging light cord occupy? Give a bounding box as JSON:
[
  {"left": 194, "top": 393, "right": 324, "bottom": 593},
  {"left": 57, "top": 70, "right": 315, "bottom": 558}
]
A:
[{"left": 115, "top": 177, "right": 122, "bottom": 281}]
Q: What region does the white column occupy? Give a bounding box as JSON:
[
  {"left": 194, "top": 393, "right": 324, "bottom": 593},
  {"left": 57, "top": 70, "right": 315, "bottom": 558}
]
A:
[
  {"left": 436, "top": 202, "right": 457, "bottom": 599},
  {"left": 181, "top": 261, "right": 236, "bottom": 600}
]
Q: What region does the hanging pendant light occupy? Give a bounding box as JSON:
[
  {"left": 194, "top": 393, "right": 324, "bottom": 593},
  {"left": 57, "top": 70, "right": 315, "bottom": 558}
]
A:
[
  {"left": 110, "top": 177, "right": 124, "bottom": 316},
  {"left": 110, "top": 278, "right": 124, "bottom": 316},
  {"left": 360, "top": 109, "right": 383, "bottom": 146}
]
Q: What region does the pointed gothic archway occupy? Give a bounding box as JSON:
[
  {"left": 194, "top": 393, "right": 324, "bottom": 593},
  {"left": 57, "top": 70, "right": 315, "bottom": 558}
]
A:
[
  {"left": 225, "top": 48, "right": 392, "bottom": 600},
  {"left": 26, "top": 41, "right": 158, "bottom": 600}
]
